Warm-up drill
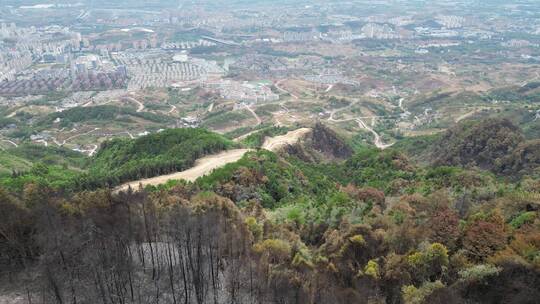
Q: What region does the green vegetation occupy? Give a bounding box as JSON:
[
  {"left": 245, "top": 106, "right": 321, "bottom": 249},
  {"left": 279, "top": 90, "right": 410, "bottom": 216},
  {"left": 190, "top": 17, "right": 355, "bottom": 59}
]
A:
[
  {"left": 223, "top": 122, "right": 273, "bottom": 139},
  {"left": 201, "top": 109, "right": 252, "bottom": 129},
  {"left": 1, "top": 105, "right": 173, "bottom": 141},
  {"left": 390, "top": 134, "right": 440, "bottom": 162},
  {"left": 241, "top": 126, "right": 290, "bottom": 148},
  {"left": 483, "top": 108, "right": 540, "bottom": 140},
  {"left": 0, "top": 144, "right": 86, "bottom": 190},
  {"left": 37, "top": 105, "right": 172, "bottom": 128},
  {"left": 510, "top": 211, "right": 537, "bottom": 229},
  {"left": 0, "top": 151, "right": 32, "bottom": 176},
  {"left": 0, "top": 162, "right": 80, "bottom": 192},
  {"left": 0, "top": 121, "right": 538, "bottom": 303},
  {"left": 7, "top": 144, "right": 87, "bottom": 169},
  {"left": 82, "top": 128, "right": 234, "bottom": 188},
  {"left": 197, "top": 150, "right": 323, "bottom": 209},
  {"left": 31, "top": 91, "right": 71, "bottom": 104},
  {"left": 0, "top": 116, "right": 17, "bottom": 128},
  {"left": 0, "top": 128, "right": 234, "bottom": 191},
  {"left": 488, "top": 83, "right": 540, "bottom": 103},
  {"left": 431, "top": 118, "right": 539, "bottom": 178},
  {"left": 339, "top": 147, "right": 417, "bottom": 192}
]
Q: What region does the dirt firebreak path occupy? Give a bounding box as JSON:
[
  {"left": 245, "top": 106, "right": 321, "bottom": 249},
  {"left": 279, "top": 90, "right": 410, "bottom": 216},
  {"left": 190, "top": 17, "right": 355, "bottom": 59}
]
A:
[
  {"left": 115, "top": 128, "right": 311, "bottom": 192},
  {"left": 115, "top": 149, "right": 250, "bottom": 192},
  {"left": 261, "top": 127, "right": 311, "bottom": 151}
]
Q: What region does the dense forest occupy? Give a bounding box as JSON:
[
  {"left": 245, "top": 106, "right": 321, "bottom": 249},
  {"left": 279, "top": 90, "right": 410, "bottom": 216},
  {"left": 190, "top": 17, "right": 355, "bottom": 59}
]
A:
[{"left": 0, "top": 120, "right": 539, "bottom": 303}]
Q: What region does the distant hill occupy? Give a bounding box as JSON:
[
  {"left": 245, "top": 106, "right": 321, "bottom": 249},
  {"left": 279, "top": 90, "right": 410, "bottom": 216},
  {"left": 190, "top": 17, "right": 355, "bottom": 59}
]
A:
[
  {"left": 37, "top": 105, "right": 172, "bottom": 128},
  {"left": 500, "top": 139, "right": 540, "bottom": 177},
  {"left": 0, "top": 144, "right": 86, "bottom": 176},
  {"left": 0, "top": 144, "right": 86, "bottom": 192},
  {"left": 431, "top": 118, "right": 539, "bottom": 177},
  {"left": 432, "top": 118, "right": 523, "bottom": 170}
]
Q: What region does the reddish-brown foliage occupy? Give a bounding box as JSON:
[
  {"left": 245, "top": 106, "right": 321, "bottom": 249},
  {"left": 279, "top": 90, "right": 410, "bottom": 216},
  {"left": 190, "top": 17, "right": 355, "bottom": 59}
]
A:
[
  {"left": 463, "top": 220, "right": 507, "bottom": 261},
  {"left": 429, "top": 207, "right": 460, "bottom": 250}
]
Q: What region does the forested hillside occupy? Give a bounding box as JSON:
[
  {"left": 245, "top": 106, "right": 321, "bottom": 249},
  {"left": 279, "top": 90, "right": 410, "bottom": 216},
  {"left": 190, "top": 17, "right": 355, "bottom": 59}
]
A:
[
  {"left": 0, "top": 122, "right": 539, "bottom": 304},
  {"left": 84, "top": 128, "right": 234, "bottom": 188},
  {"left": 0, "top": 128, "right": 234, "bottom": 192},
  {"left": 430, "top": 118, "right": 540, "bottom": 178},
  {"left": 0, "top": 144, "right": 87, "bottom": 192}
]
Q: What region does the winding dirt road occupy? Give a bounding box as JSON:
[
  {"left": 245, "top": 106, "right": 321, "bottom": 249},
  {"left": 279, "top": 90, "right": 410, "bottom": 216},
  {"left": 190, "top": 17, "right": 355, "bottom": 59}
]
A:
[
  {"left": 234, "top": 129, "right": 260, "bottom": 142},
  {"left": 115, "top": 128, "right": 312, "bottom": 192},
  {"left": 123, "top": 96, "right": 145, "bottom": 112},
  {"left": 262, "top": 128, "right": 311, "bottom": 151},
  {"left": 356, "top": 119, "right": 394, "bottom": 149},
  {"left": 455, "top": 108, "right": 482, "bottom": 123},
  {"left": 36, "top": 139, "right": 48, "bottom": 147},
  {"left": 61, "top": 127, "right": 100, "bottom": 145},
  {"left": 244, "top": 104, "right": 262, "bottom": 125},
  {"left": 275, "top": 80, "right": 300, "bottom": 100},
  {"left": 1, "top": 139, "right": 18, "bottom": 147}
]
